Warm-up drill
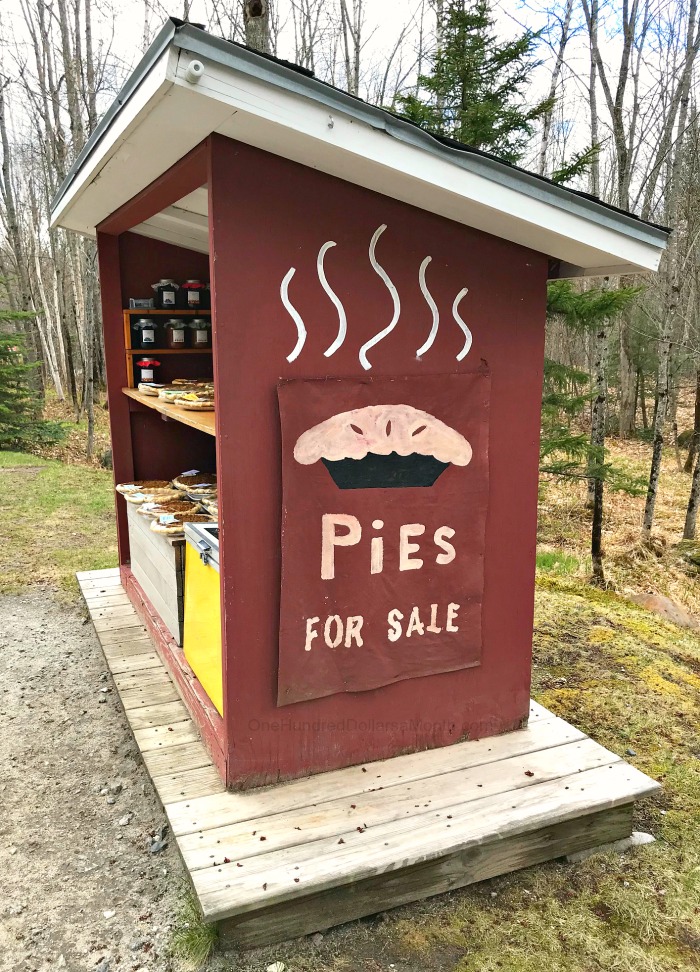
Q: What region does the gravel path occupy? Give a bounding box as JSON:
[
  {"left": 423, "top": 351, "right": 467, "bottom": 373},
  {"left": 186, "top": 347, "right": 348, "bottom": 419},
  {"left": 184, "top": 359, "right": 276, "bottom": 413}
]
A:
[{"left": 0, "top": 591, "right": 184, "bottom": 972}]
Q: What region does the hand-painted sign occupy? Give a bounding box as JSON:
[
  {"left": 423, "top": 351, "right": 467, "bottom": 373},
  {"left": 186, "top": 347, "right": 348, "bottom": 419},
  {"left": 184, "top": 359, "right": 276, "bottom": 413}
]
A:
[{"left": 277, "top": 372, "right": 490, "bottom": 705}]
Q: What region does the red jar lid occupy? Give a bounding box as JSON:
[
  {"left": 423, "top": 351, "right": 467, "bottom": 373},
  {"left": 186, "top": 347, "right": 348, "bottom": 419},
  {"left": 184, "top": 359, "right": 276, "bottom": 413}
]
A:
[{"left": 136, "top": 359, "right": 160, "bottom": 366}]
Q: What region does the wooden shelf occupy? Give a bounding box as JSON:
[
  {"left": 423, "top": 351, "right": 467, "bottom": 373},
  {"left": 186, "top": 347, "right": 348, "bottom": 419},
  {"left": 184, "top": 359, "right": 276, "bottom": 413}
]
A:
[
  {"left": 124, "top": 309, "right": 211, "bottom": 315},
  {"left": 123, "top": 387, "right": 216, "bottom": 437},
  {"left": 126, "top": 348, "right": 212, "bottom": 354}
]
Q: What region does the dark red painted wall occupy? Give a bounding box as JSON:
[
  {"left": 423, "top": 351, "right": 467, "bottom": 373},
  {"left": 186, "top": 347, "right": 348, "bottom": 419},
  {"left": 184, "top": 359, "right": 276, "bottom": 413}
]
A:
[
  {"left": 209, "top": 134, "right": 548, "bottom": 788},
  {"left": 119, "top": 233, "right": 210, "bottom": 303}
]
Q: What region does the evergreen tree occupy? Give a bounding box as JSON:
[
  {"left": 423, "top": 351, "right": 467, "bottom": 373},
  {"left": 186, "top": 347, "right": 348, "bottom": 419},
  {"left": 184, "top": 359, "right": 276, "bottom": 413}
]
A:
[
  {"left": 397, "top": 0, "right": 553, "bottom": 163},
  {"left": 0, "top": 314, "right": 66, "bottom": 451},
  {"left": 542, "top": 281, "right": 644, "bottom": 585}
]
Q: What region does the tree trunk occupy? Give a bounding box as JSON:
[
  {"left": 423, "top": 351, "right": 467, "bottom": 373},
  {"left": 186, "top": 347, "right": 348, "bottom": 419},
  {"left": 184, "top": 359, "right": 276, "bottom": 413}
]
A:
[
  {"left": 639, "top": 368, "right": 649, "bottom": 429},
  {"left": 587, "top": 0, "right": 600, "bottom": 197},
  {"left": 618, "top": 305, "right": 636, "bottom": 436},
  {"left": 243, "top": 0, "right": 271, "bottom": 53},
  {"left": 588, "top": 296, "right": 609, "bottom": 584},
  {"left": 591, "top": 476, "right": 605, "bottom": 585},
  {"left": 684, "top": 368, "right": 700, "bottom": 472},
  {"left": 537, "top": 0, "right": 574, "bottom": 176},
  {"left": 642, "top": 306, "right": 673, "bottom": 538},
  {"left": 673, "top": 420, "right": 683, "bottom": 472},
  {"left": 683, "top": 447, "right": 700, "bottom": 539}
]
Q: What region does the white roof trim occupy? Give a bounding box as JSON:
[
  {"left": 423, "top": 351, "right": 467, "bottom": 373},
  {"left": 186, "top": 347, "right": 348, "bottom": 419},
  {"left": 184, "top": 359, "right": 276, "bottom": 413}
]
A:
[{"left": 50, "top": 23, "right": 668, "bottom": 278}]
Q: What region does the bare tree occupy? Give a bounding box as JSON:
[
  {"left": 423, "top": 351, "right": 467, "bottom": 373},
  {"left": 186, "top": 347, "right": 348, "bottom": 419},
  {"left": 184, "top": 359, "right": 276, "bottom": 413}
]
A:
[
  {"left": 244, "top": 0, "right": 272, "bottom": 52},
  {"left": 340, "top": 0, "right": 364, "bottom": 95},
  {"left": 538, "top": 0, "right": 575, "bottom": 177}
]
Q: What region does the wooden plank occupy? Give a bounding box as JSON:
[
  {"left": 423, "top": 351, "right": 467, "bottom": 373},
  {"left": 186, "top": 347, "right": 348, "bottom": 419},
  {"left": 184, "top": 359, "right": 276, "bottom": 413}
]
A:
[
  {"left": 89, "top": 603, "right": 140, "bottom": 621},
  {"left": 167, "top": 716, "right": 585, "bottom": 838},
  {"left": 142, "top": 740, "right": 213, "bottom": 778},
  {"left": 120, "top": 682, "right": 182, "bottom": 709},
  {"left": 124, "top": 700, "right": 190, "bottom": 729},
  {"left": 528, "top": 700, "right": 550, "bottom": 721},
  {"left": 130, "top": 559, "right": 183, "bottom": 645},
  {"left": 98, "top": 625, "right": 149, "bottom": 645},
  {"left": 130, "top": 568, "right": 183, "bottom": 643},
  {"left": 106, "top": 652, "right": 163, "bottom": 675},
  {"left": 179, "top": 738, "right": 619, "bottom": 873},
  {"left": 125, "top": 348, "right": 213, "bottom": 354},
  {"left": 156, "top": 765, "right": 227, "bottom": 805},
  {"left": 193, "top": 762, "right": 659, "bottom": 921},
  {"left": 134, "top": 720, "right": 200, "bottom": 752},
  {"left": 93, "top": 614, "right": 148, "bottom": 633},
  {"left": 218, "top": 805, "right": 634, "bottom": 949},
  {"left": 127, "top": 501, "right": 184, "bottom": 573},
  {"left": 80, "top": 584, "right": 129, "bottom": 606},
  {"left": 127, "top": 503, "right": 185, "bottom": 644},
  {"left": 129, "top": 530, "right": 184, "bottom": 600},
  {"left": 123, "top": 387, "right": 216, "bottom": 437},
  {"left": 77, "top": 567, "right": 121, "bottom": 580},
  {"left": 83, "top": 592, "right": 132, "bottom": 608},
  {"left": 113, "top": 667, "right": 171, "bottom": 690},
  {"left": 103, "top": 638, "right": 157, "bottom": 659},
  {"left": 78, "top": 576, "right": 124, "bottom": 592}
]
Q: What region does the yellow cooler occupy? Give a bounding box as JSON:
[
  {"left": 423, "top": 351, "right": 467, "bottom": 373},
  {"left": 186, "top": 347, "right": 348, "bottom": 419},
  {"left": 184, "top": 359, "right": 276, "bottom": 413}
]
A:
[{"left": 183, "top": 522, "right": 223, "bottom": 715}]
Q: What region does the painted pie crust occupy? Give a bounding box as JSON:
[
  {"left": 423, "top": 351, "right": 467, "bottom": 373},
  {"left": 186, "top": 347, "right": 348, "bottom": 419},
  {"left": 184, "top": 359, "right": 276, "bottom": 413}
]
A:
[{"left": 293, "top": 404, "right": 472, "bottom": 490}]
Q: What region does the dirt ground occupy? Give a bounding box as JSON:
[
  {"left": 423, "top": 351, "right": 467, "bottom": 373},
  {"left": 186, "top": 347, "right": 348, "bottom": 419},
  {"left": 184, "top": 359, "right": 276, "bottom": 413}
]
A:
[{"left": 0, "top": 590, "right": 183, "bottom": 972}]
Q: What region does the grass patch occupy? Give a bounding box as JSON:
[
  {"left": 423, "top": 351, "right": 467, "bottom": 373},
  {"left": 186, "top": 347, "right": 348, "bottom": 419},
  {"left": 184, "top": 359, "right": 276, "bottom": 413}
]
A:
[
  {"left": 169, "top": 893, "right": 218, "bottom": 970},
  {"left": 0, "top": 449, "right": 117, "bottom": 598},
  {"left": 536, "top": 549, "right": 581, "bottom": 575}
]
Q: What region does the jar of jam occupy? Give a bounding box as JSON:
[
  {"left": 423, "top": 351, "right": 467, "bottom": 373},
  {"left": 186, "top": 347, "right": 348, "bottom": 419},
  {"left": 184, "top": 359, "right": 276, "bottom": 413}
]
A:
[
  {"left": 151, "top": 278, "right": 179, "bottom": 310},
  {"left": 179, "top": 279, "right": 207, "bottom": 310},
  {"left": 135, "top": 358, "right": 160, "bottom": 384},
  {"left": 131, "top": 317, "right": 158, "bottom": 349},
  {"left": 165, "top": 318, "right": 189, "bottom": 348},
  {"left": 189, "top": 318, "right": 212, "bottom": 349}
]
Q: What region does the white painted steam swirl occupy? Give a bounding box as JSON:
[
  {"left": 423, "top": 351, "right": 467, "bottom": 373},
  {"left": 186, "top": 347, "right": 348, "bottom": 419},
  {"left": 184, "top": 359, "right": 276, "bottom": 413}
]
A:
[
  {"left": 416, "top": 256, "right": 439, "bottom": 357},
  {"left": 281, "top": 268, "right": 306, "bottom": 363},
  {"left": 453, "top": 288, "right": 472, "bottom": 361},
  {"left": 358, "top": 224, "right": 401, "bottom": 371},
  {"left": 317, "top": 241, "right": 348, "bottom": 357}
]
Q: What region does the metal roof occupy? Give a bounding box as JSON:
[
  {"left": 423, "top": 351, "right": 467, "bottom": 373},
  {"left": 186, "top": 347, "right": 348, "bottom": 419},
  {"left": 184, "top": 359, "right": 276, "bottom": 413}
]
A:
[{"left": 51, "top": 19, "right": 670, "bottom": 276}]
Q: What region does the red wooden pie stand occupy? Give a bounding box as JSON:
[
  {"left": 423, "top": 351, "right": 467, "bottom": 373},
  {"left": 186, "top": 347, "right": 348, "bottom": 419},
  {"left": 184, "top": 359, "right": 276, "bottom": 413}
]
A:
[{"left": 53, "top": 20, "right": 667, "bottom": 945}]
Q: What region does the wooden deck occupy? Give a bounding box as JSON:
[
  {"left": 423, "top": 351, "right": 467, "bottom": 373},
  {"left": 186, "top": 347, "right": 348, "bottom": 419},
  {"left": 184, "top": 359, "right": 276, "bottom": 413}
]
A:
[{"left": 78, "top": 568, "right": 660, "bottom": 949}]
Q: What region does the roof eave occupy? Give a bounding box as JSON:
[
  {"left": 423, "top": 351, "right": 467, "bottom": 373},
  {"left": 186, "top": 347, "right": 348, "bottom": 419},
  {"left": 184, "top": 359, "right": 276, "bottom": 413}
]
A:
[{"left": 50, "top": 23, "right": 669, "bottom": 279}]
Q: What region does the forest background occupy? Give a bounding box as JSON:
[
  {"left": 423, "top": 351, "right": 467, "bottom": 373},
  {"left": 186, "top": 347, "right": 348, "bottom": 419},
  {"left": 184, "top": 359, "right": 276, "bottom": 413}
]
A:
[{"left": 1, "top": 0, "right": 700, "bottom": 587}]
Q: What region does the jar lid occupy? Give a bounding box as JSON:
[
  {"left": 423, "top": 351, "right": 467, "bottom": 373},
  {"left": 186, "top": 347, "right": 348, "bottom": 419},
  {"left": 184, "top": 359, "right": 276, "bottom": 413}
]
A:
[
  {"left": 135, "top": 317, "right": 154, "bottom": 324},
  {"left": 190, "top": 319, "right": 211, "bottom": 326},
  {"left": 184, "top": 279, "right": 202, "bottom": 284},
  {"left": 166, "top": 318, "right": 185, "bottom": 325},
  {"left": 136, "top": 359, "right": 160, "bottom": 365},
  {"left": 151, "top": 279, "right": 178, "bottom": 289}
]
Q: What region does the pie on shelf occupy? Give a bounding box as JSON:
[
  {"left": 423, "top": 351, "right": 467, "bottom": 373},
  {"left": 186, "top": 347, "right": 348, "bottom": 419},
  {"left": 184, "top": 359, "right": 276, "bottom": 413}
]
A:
[
  {"left": 150, "top": 512, "right": 215, "bottom": 535},
  {"left": 137, "top": 499, "right": 201, "bottom": 518},
  {"left": 115, "top": 480, "right": 172, "bottom": 495},
  {"left": 172, "top": 472, "right": 217, "bottom": 493}
]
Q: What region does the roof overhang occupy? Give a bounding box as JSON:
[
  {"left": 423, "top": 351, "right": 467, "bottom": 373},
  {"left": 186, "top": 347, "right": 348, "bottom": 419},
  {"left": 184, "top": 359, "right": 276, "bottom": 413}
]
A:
[{"left": 51, "top": 21, "right": 669, "bottom": 277}]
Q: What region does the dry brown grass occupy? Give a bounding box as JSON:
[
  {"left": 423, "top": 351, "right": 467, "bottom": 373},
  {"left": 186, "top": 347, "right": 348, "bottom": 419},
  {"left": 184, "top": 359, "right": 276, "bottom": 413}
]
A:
[
  {"left": 538, "top": 420, "right": 700, "bottom": 616},
  {"left": 36, "top": 392, "right": 112, "bottom": 468}
]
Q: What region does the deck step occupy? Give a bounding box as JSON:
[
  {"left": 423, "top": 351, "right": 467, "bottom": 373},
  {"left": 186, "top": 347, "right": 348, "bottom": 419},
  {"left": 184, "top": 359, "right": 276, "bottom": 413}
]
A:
[{"left": 77, "top": 568, "right": 660, "bottom": 949}]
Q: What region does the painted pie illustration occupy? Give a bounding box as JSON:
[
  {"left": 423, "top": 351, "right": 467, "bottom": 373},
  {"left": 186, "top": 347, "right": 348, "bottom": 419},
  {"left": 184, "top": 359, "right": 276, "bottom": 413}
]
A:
[{"left": 293, "top": 404, "right": 472, "bottom": 489}]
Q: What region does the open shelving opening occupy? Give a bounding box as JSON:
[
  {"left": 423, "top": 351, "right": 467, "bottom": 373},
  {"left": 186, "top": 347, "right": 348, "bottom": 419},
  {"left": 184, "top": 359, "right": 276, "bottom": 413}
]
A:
[{"left": 117, "top": 189, "right": 217, "bottom": 486}]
